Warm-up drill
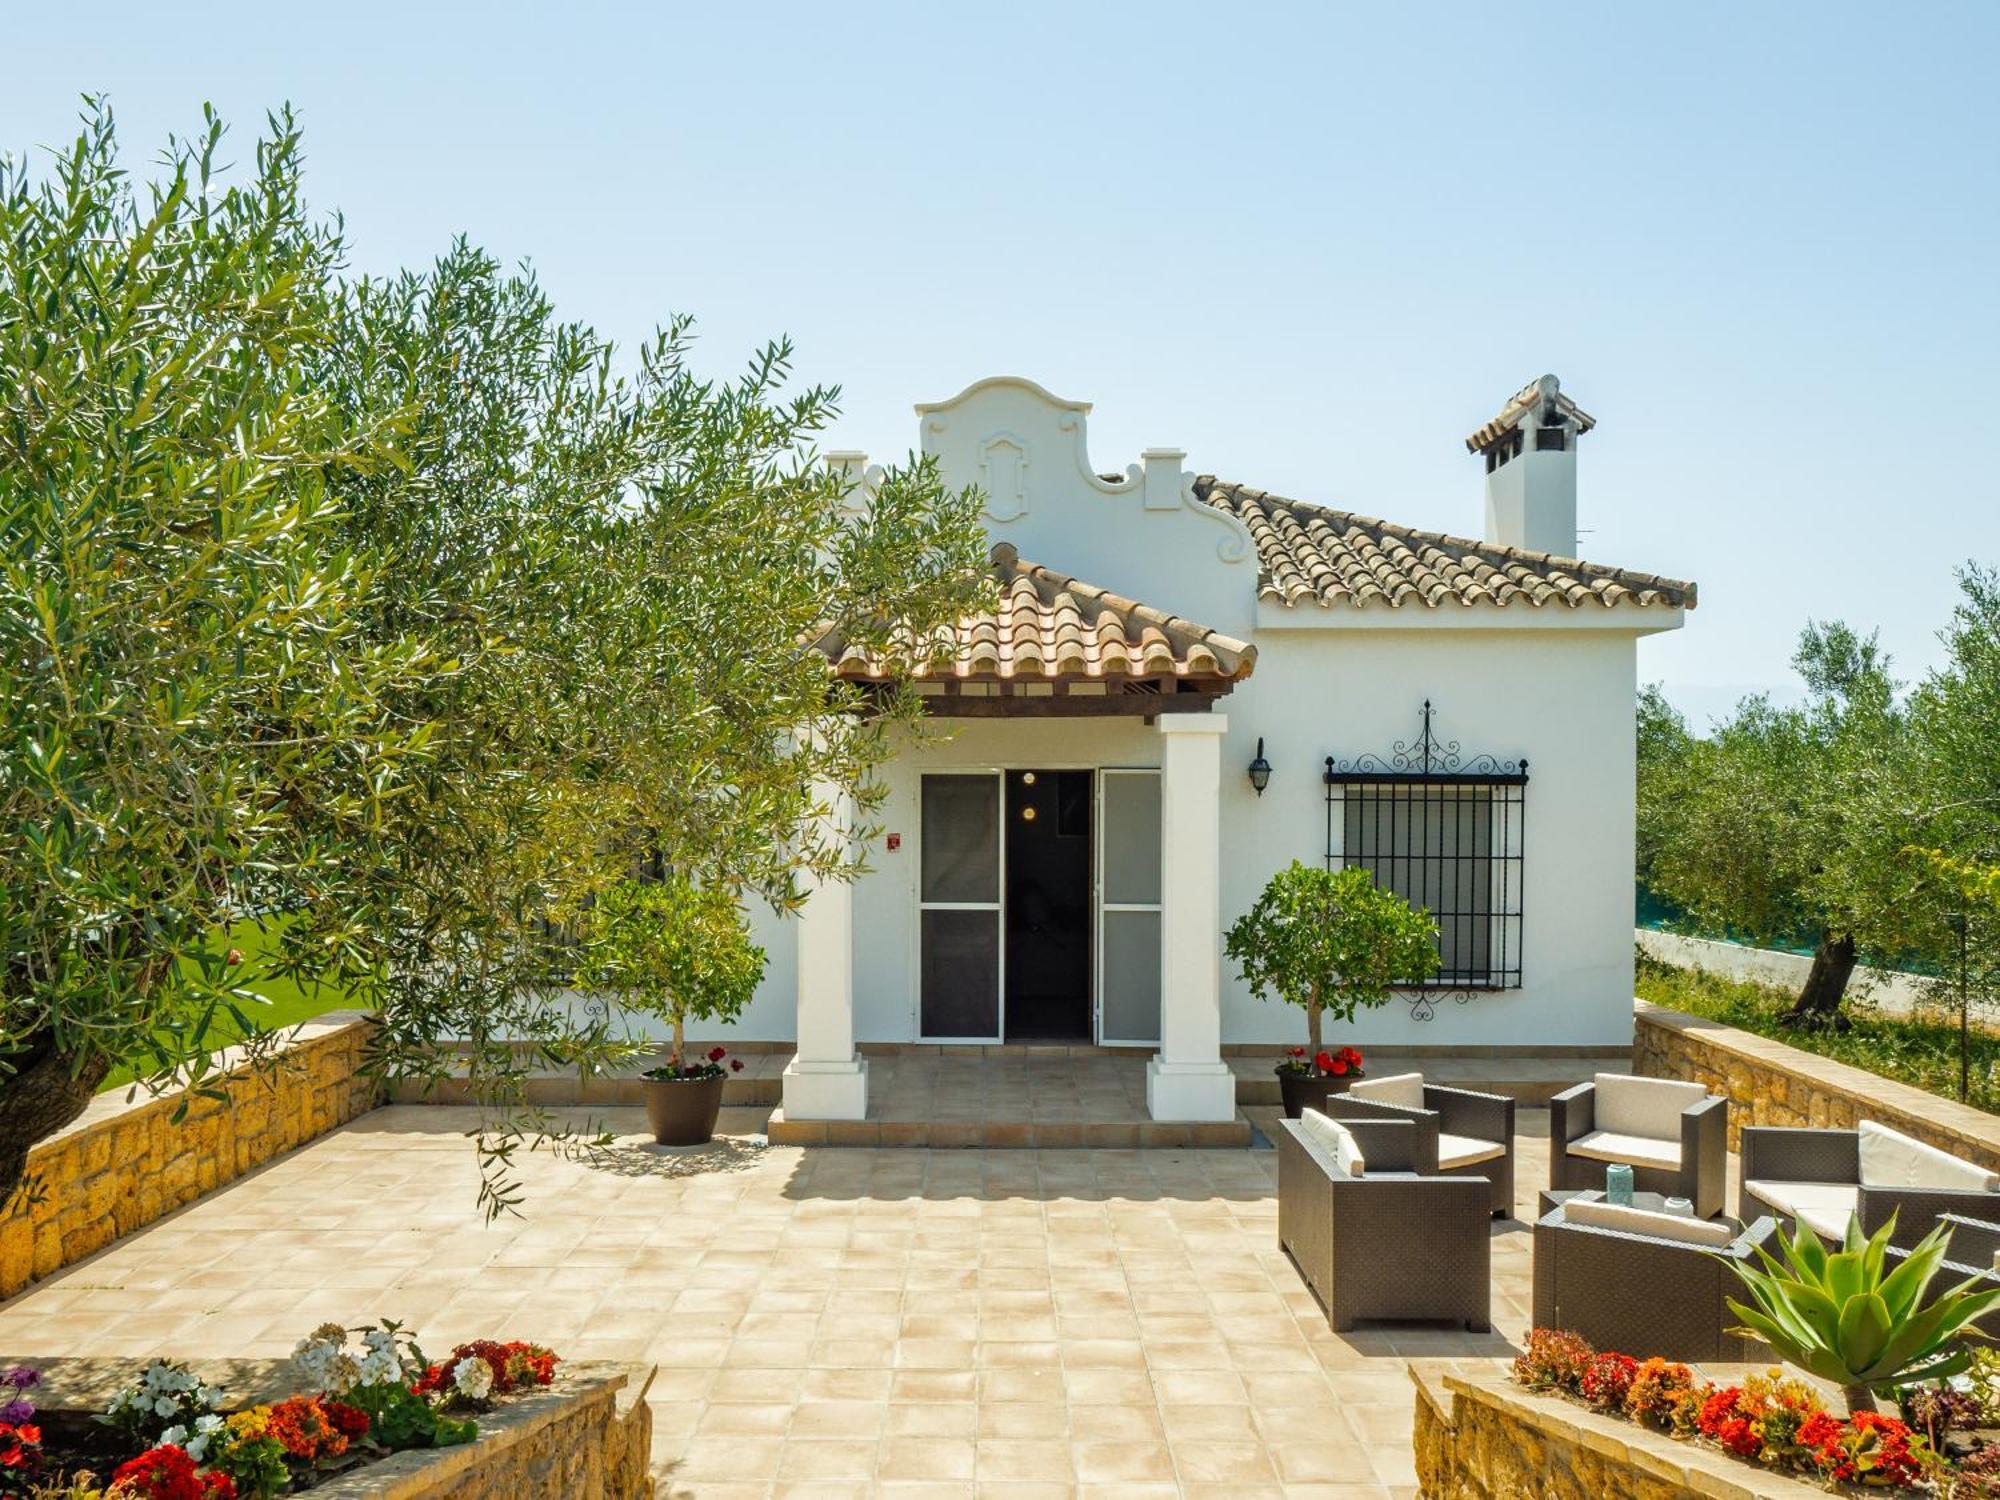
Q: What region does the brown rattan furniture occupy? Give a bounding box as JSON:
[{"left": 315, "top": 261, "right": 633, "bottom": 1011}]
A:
[
  {"left": 1531, "top": 1195, "right": 1779, "bottom": 1361},
  {"left": 1739, "top": 1125, "right": 2000, "bottom": 1252},
  {"left": 1276, "top": 1114, "right": 1491, "bottom": 1332},
  {"left": 1329, "top": 1075, "right": 1516, "bottom": 1217},
  {"left": 1549, "top": 1074, "right": 1728, "bottom": 1220}
]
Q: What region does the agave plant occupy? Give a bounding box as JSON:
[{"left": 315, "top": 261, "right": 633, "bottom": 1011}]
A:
[{"left": 1725, "top": 1213, "right": 2000, "bottom": 1413}]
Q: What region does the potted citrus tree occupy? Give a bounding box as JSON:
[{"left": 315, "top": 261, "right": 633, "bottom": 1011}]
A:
[
  {"left": 575, "top": 874, "right": 766, "bottom": 1145},
  {"left": 1225, "top": 862, "right": 1440, "bottom": 1118}
]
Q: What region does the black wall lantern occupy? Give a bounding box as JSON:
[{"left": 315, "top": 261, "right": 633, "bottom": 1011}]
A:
[{"left": 1247, "top": 737, "right": 1272, "bottom": 795}]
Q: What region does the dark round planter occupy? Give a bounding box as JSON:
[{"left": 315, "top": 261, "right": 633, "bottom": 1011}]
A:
[
  {"left": 642, "top": 1072, "right": 725, "bottom": 1146},
  {"left": 1274, "top": 1067, "right": 1368, "bottom": 1119}
]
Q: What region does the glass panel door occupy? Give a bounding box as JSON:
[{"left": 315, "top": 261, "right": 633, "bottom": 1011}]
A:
[
  {"left": 1097, "top": 769, "right": 1162, "bottom": 1045},
  {"left": 919, "top": 773, "right": 1002, "bottom": 1039}
]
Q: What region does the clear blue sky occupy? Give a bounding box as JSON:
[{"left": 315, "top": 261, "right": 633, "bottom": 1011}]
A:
[{"left": 15, "top": 2, "right": 1997, "bottom": 726}]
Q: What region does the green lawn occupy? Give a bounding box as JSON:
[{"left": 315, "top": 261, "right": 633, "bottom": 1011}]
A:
[
  {"left": 97, "top": 917, "right": 361, "bottom": 1092},
  {"left": 1635, "top": 950, "right": 2000, "bottom": 1114}
]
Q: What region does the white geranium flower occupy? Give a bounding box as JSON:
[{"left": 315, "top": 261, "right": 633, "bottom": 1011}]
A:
[
  {"left": 154, "top": 1396, "right": 177, "bottom": 1417},
  {"left": 451, "top": 1356, "right": 494, "bottom": 1401},
  {"left": 160, "top": 1424, "right": 186, "bottom": 1445},
  {"left": 187, "top": 1414, "right": 225, "bottom": 1460}
]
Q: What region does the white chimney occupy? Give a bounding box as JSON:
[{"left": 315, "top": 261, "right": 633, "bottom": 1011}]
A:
[{"left": 1465, "top": 373, "right": 1593, "bottom": 558}]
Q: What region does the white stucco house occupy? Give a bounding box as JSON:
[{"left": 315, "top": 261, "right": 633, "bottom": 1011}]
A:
[{"left": 734, "top": 374, "right": 1694, "bottom": 1124}]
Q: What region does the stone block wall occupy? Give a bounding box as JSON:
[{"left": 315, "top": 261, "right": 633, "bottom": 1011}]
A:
[
  {"left": 1633, "top": 1000, "right": 2000, "bottom": 1168},
  {"left": 0, "top": 1012, "right": 381, "bottom": 1299},
  {"left": 1411, "top": 1364, "right": 1823, "bottom": 1499}
]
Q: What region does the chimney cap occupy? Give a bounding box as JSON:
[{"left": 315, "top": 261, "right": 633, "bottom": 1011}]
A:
[{"left": 1464, "top": 373, "right": 1597, "bottom": 453}]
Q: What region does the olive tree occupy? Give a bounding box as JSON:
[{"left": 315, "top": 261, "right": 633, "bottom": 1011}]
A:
[
  {"left": 1639, "top": 623, "right": 1949, "bottom": 1027},
  {"left": 0, "top": 102, "right": 993, "bottom": 1215},
  {"left": 1224, "top": 863, "right": 1440, "bottom": 1052},
  {"left": 571, "top": 878, "right": 766, "bottom": 1073},
  {"left": 0, "top": 102, "right": 432, "bottom": 1203}
]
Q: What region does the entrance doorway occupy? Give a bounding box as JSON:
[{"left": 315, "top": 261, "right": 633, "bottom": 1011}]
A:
[
  {"left": 1003, "top": 770, "right": 1093, "bottom": 1040},
  {"left": 916, "top": 767, "right": 1159, "bottom": 1045}
]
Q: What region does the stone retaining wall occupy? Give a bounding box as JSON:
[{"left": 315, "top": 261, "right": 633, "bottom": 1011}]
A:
[
  {"left": 1410, "top": 1363, "right": 1824, "bottom": 1499},
  {"left": 30, "top": 1357, "right": 652, "bottom": 1500},
  {"left": 1633, "top": 1000, "right": 2000, "bottom": 1167},
  {"left": 0, "top": 1012, "right": 381, "bottom": 1299}
]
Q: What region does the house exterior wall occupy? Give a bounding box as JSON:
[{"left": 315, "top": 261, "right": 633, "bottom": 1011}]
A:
[
  {"left": 702, "top": 624, "right": 1639, "bottom": 1050},
  {"left": 615, "top": 377, "right": 1671, "bottom": 1053}
]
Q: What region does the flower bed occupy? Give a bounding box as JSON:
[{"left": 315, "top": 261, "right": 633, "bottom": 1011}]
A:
[
  {"left": 1505, "top": 1327, "right": 2000, "bottom": 1494},
  {"left": 0, "top": 1326, "right": 573, "bottom": 1497}
]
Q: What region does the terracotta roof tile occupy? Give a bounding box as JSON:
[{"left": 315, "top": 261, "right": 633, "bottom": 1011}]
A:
[
  {"left": 822, "top": 543, "right": 1257, "bottom": 683},
  {"left": 1194, "top": 477, "right": 1696, "bottom": 612}
]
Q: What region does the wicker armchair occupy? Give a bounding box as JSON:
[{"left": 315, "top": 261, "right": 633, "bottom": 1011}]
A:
[
  {"left": 1277, "top": 1113, "right": 1490, "bottom": 1333},
  {"left": 1532, "top": 1197, "right": 1779, "bottom": 1362},
  {"left": 1740, "top": 1125, "right": 2000, "bottom": 1252},
  {"left": 1549, "top": 1074, "right": 1728, "bottom": 1220},
  {"left": 1323, "top": 1074, "right": 1516, "bottom": 1217}
]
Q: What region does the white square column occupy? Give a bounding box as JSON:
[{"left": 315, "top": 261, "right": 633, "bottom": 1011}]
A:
[
  {"left": 782, "top": 783, "right": 869, "bottom": 1120},
  {"left": 1147, "top": 713, "right": 1237, "bottom": 1122}
]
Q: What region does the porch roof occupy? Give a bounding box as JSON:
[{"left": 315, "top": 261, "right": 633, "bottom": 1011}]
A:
[{"left": 819, "top": 542, "right": 1255, "bottom": 715}]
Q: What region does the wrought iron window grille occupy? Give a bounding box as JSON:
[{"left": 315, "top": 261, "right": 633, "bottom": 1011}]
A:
[{"left": 1324, "top": 700, "right": 1526, "bottom": 1019}]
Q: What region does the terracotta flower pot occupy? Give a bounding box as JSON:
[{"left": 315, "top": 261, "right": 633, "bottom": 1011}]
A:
[{"left": 642, "top": 1072, "right": 725, "bottom": 1146}]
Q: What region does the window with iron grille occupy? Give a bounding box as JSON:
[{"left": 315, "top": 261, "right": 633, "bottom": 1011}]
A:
[{"left": 1324, "top": 701, "right": 1526, "bottom": 999}]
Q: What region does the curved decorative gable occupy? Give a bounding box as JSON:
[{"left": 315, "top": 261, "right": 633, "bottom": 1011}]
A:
[{"left": 914, "top": 376, "right": 1257, "bottom": 638}]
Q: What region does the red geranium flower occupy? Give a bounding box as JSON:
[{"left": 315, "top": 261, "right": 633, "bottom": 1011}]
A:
[
  {"left": 107, "top": 1444, "right": 236, "bottom": 1500},
  {"left": 729, "top": 1058, "right": 744, "bottom": 1072},
  {"left": 706, "top": 1046, "right": 726, "bottom": 1063},
  {"left": 1313, "top": 1050, "right": 1334, "bottom": 1073},
  {"left": 324, "top": 1400, "right": 370, "bottom": 1438}
]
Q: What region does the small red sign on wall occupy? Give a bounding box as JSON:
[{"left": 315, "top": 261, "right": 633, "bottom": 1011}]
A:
[{"left": 886, "top": 833, "right": 902, "bottom": 851}]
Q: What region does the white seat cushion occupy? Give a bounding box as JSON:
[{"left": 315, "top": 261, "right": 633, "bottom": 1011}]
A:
[
  {"left": 1857, "top": 1119, "right": 2000, "bottom": 1195},
  {"left": 1438, "top": 1132, "right": 1505, "bottom": 1170},
  {"left": 1348, "top": 1071, "right": 1426, "bottom": 1111},
  {"left": 1569, "top": 1130, "right": 1682, "bottom": 1173},
  {"left": 1594, "top": 1072, "right": 1709, "bottom": 1141},
  {"left": 1744, "top": 1179, "right": 1861, "bottom": 1242},
  {"left": 1298, "top": 1108, "right": 1366, "bottom": 1177},
  {"left": 1563, "top": 1197, "right": 1737, "bottom": 1248}
]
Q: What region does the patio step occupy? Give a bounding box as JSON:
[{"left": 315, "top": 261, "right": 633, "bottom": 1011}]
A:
[{"left": 763, "top": 1107, "right": 1253, "bottom": 1150}]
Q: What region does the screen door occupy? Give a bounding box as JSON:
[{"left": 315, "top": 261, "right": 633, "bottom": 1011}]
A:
[
  {"left": 919, "top": 772, "right": 1002, "bottom": 1040},
  {"left": 1096, "top": 768, "right": 1162, "bottom": 1045}
]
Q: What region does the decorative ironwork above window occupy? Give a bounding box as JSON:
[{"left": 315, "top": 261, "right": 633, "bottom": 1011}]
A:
[{"left": 1324, "top": 701, "right": 1527, "bottom": 1016}]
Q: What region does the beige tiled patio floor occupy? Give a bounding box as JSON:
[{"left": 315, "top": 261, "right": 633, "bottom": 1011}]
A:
[{"left": 0, "top": 1104, "right": 1662, "bottom": 1498}]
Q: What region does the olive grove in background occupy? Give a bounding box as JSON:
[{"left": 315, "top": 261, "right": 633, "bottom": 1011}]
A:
[{"left": 1638, "top": 571, "right": 2000, "bottom": 1028}]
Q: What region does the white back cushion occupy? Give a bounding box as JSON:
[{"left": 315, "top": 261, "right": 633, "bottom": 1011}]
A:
[
  {"left": 1348, "top": 1071, "right": 1425, "bottom": 1111},
  {"left": 1595, "top": 1073, "right": 1709, "bottom": 1142},
  {"left": 1564, "top": 1196, "right": 1736, "bottom": 1248},
  {"left": 1857, "top": 1119, "right": 2000, "bottom": 1194},
  {"left": 1299, "top": 1109, "right": 1367, "bottom": 1177}
]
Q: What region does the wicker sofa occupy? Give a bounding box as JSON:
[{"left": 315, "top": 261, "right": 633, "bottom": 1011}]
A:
[
  {"left": 1739, "top": 1122, "right": 2000, "bottom": 1251},
  {"left": 1277, "top": 1110, "right": 1491, "bottom": 1332},
  {"left": 1327, "top": 1072, "right": 1516, "bottom": 1217},
  {"left": 1549, "top": 1073, "right": 1728, "bottom": 1220},
  {"left": 1532, "top": 1196, "right": 1779, "bottom": 1361}
]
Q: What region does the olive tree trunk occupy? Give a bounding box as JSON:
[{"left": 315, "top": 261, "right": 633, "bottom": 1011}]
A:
[
  {"left": 1780, "top": 932, "right": 1859, "bottom": 1030},
  {"left": 1306, "top": 987, "right": 1323, "bottom": 1054},
  {"left": 0, "top": 1036, "right": 112, "bottom": 1209}
]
